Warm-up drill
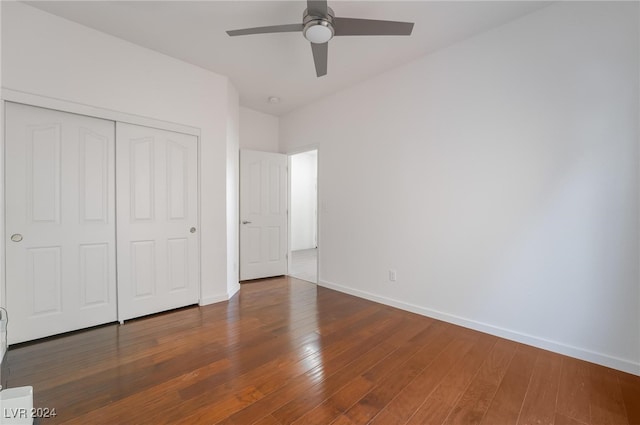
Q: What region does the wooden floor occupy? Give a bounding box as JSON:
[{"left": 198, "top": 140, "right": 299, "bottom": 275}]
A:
[{"left": 4, "top": 276, "right": 640, "bottom": 425}]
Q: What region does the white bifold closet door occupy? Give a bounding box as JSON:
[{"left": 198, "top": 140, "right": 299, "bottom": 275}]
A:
[
  {"left": 115, "top": 123, "right": 199, "bottom": 322},
  {"left": 5, "top": 102, "right": 117, "bottom": 344}
]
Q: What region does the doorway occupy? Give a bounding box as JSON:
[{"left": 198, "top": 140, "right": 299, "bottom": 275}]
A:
[{"left": 288, "top": 149, "right": 318, "bottom": 283}]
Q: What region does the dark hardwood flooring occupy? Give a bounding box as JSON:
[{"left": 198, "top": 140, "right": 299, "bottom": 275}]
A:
[{"left": 4, "top": 276, "right": 640, "bottom": 424}]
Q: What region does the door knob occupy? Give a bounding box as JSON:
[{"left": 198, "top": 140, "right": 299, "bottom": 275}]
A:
[
  {"left": 190, "top": 227, "right": 196, "bottom": 234},
  {"left": 10, "top": 234, "right": 23, "bottom": 242},
  {"left": 242, "top": 221, "right": 252, "bottom": 225}
]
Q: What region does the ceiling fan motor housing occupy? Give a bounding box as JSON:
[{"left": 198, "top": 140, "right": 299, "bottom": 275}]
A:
[{"left": 303, "top": 7, "right": 335, "bottom": 44}]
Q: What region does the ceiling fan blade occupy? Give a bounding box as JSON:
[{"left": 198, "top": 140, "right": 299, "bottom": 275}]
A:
[
  {"left": 227, "top": 23, "right": 303, "bottom": 37},
  {"left": 311, "top": 42, "right": 328, "bottom": 77},
  {"left": 333, "top": 17, "right": 414, "bottom": 36},
  {"left": 307, "top": 0, "right": 328, "bottom": 17}
]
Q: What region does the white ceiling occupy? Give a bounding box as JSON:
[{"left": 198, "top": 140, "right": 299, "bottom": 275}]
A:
[{"left": 26, "top": 1, "right": 552, "bottom": 116}]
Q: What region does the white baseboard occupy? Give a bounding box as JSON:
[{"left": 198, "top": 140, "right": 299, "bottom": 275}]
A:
[
  {"left": 199, "top": 284, "right": 240, "bottom": 306},
  {"left": 199, "top": 293, "right": 230, "bottom": 306},
  {"left": 319, "top": 279, "right": 640, "bottom": 376},
  {"left": 227, "top": 283, "right": 241, "bottom": 300}
]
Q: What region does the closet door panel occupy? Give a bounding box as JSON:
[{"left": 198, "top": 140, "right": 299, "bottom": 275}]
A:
[
  {"left": 5, "top": 102, "right": 117, "bottom": 344},
  {"left": 116, "top": 122, "right": 199, "bottom": 321}
]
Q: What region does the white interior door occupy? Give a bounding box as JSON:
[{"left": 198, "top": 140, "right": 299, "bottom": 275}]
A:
[
  {"left": 240, "top": 150, "right": 287, "bottom": 280},
  {"left": 116, "top": 122, "right": 199, "bottom": 322},
  {"left": 5, "top": 102, "right": 117, "bottom": 344}
]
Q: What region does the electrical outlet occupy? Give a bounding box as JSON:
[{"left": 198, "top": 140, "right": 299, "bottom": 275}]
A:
[{"left": 388, "top": 269, "right": 397, "bottom": 282}]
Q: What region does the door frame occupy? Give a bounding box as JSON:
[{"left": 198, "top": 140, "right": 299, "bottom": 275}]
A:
[
  {"left": 287, "top": 146, "right": 320, "bottom": 283},
  {"left": 1, "top": 89, "right": 203, "bottom": 312}
]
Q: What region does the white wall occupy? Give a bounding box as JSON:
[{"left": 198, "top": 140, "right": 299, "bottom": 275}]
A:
[
  {"left": 0, "top": 1, "right": 4, "bottom": 364},
  {"left": 281, "top": 1, "right": 640, "bottom": 374},
  {"left": 239, "top": 106, "right": 279, "bottom": 152},
  {"left": 291, "top": 151, "right": 317, "bottom": 251},
  {"left": 1, "top": 2, "right": 236, "bottom": 305},
  {"left": 226, "top": 83, "right": 240, "bottom": 298}
]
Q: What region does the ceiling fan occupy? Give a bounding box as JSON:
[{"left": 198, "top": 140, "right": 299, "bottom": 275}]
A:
[{"left": 226, "top": 0, "right": 414, "bottom": 77}]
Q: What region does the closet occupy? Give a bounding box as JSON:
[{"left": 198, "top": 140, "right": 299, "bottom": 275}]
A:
[{"left": 4, "top": 102, "right": 200, "bottom": 344}]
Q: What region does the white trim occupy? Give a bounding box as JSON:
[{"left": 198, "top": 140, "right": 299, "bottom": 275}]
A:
[
  {"left": 2, "top": 88, "right": 200, "bottom": 137},
  {"left": 228, "top": 283, "right": 240, "bottom": 300},
  {"left": 318, "top": 278, "right": 640, "bottom": 376},
  {"left": 199, "top": 286, "right": 238, "bottom": 306}
]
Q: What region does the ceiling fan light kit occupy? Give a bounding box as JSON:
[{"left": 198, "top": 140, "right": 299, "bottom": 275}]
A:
[
  {"left": 304, "top": 20, "right": 334, "bottom": 44},
  {"left": 227, "top": 0, "right": 414, "bottom": 77},
  {"left": 303, "top": 6, "right": 335, "bottom": 44}
]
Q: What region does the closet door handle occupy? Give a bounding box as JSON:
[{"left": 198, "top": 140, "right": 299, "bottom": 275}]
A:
[
  {"left": 242, "top": 221, "right": 252, "bottom": 225},
  {"left": 190, "top": 227, "right": 197, "bottom": 234}
]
